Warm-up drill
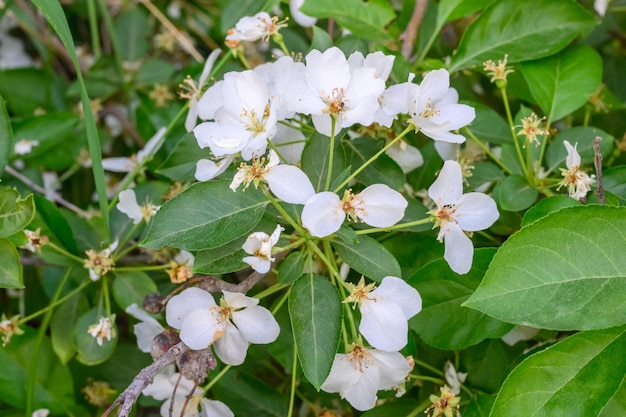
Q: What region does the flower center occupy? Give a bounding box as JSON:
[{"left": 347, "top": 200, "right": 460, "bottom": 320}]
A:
[
  {"left": 347, "top": 345, "right": 375, "bottom": 373},
  {"left": 340, "top": 190, "right": 365, "bottom": 222},
  {"left": 420, "top": 100, "right": 440, "bottom": 119},
  {"left": 323, "top": 88, "right": 348, "bottom": 116}
]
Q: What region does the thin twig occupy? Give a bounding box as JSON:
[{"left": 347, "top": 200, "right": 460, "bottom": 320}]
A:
[
  {"left": 4, "top": 166, "right": 93, "bottom": 218},
  {"left": 102, "top": 342, "right": 189, "bottom": 417},
  {"left": 401, "top": 0, "right": 428, "bottom": 58},
  {"left": 593, "top": 136, "right": 606, "bottom": 204}
]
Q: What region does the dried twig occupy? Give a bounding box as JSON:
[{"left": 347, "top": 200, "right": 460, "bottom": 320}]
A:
[
  {"left": 593, "top": 136, "right": 606, "bottom": 204},
  {"left": 401, "top": 0, "right": 429, "bottom": 58},
  {"left": 102, "top": 342, "right": 189, "bottom": 417}
]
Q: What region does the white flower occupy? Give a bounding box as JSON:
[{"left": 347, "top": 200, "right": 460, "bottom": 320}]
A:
[
  {"left": 143, "top": 371, "right": 234, "bottom": 417},
  {"left": 386, "top": 139, "right": 424, "bottom": 173},
  {"left": 126, "top": 303, "right": 165, "bottom": 353},
  {"left": 230, "top": 150, "right": 315, "bottom": 204},
  {"left": 345, "top": 276, "right": 422, "bottom": 352},
  {"left": 321, "top": 345, "right": 413, "bottom": 411},
  {"left": 167, "top": 250, "right": 195, "bottom": 284},
  {"left": 558, "top": 140, "right": 595, "bottom": 201},
  {"left": 444, "top": 361, "right": 467, "bottom": 395},
  {"left": 409, "top": 69, "right": 475, "bottom": 143},
  {"left": 286, "top": 47, "right": 387, "bottom": 136},
  {"left": 271, "top": 123, "right": 306, "bottom": 165},
  {"left": 372, "top": 74, "right": 416, "bottom": 127},
  {"left": 595, "top": 0, "right": 609, "bottom": 16},
  {"left": 225, "top": 12, "right": 286, "bottom": 46},
  {"left": 100, "top": 127, "right": 166, "bottom": 172},
  {"left": 84, "top": 241, "right": 118, "bottom": 281},
  {"left": 182, "top": 49, "right": 222, "bottom": 132},
  {"left": 165, "top": 288, "right": 280, "bottom": 364},
  {"left": 116, "top": 189, "right": 160, "bottom": 224},
  {"left": 31, "top": 410, "right": 50, "bottom": 417},
  {"left": 290, "top": 0, "right": 317, "bottom": 27},
  {"left": 302, "top": 184, "right": 408, "bottom": 238},
  {"left": 428, "top": 160, "right": 498, "bottom": 274},
  {"left": 253, "top": 56, "right": 306, "bottom": 121},
  {"left": 42, "top": 171, "right": 61, "bottom": 201},
  {"left": 501, "top": 325, "right": 540, "bottom": 346},
  {"left": 87, "top": 315, "right": 116, "bottom": 346},
  {"left": 13, "top": 139, "right": 39, "bottom": 155},
  {"left": 195, "top": 155, "right": 233, "bottom": 182},
  {"left": 242, "top": 225, "right": 283, "bottom": 273}
]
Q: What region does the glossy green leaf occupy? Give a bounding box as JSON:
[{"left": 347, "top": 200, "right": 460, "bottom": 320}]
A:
[
  {"left": 0, "top": 69, "right": 56, "bottom": 116},
  {"left": 194, "top": 238, "right": 247, "bottom": 275},
  {"left": 0, "top": 94, "right": 12, "bottom": 176},
  {"left": 384, "top": 234, "right": 444, "bottom": 279},
  {"left": 156, "top": 132, "right": 207, "bottom": 182},
  {"left": 278, "top": 251, "right": 309, "bottom": 285},
  {"left": 449, "top": 0, "right": 597, "bottom": 72},
  {"left": 492, "top": 174, "right": 538, "bottom": 212},
  {"left": 467, "top": 161, "right": 506, "bottom": 191},
  {"left": 112, "top": 271, "right": 158, "bottom": 310},
  {"left": 461, "top": 339, "right": 510, "bottom": 393},
  {"left": 361, "top": 399, "right": 420, "bottom": 417},
  {"left": 289, "top": 274, "right": 342, "bottom": 390},
  {"left": 545, "top": 127, "right": 613, "bottom": 174},
  {"left": 521, "top": 196, "right": 580, "bottom": 227},
  {"left": 301, "top": 131, "right": 347, "bottom": 192},
  {"left": 408, "top": 249, "right": 512, "bottom": 350},
  {"left": 343, "top": 138, "right": 404, "bottom": 190},
  {"left": 50, "top": 292, "right": 89, "bottom": 364},
  {"left": 142, "top": 180, "right": 268, "bottom": 251},
  {"left": 438, "top": 0, "right": 492, "bottom": 24},
  {"left": 333, "top": 234, "right": 401, "bottom": 281},
  {"left": 213, "top": 371, "right": 288, "bottom": 417},
  {"left": 309, "top": 26, "right": 334, "bottom": 53},
  {"left": 521, "top": 45, "right": 602, "bottom": 122},
  {"left": 490, "top": 326, "right": 626, "bottom": 417},
  {"left": 33, "top": 195, "right": 78, "bottom": 255},
  {"left": 466, "top": 101, "right": 512, "bottom": 145},
  {"left": 603, "top": 166, "right": 626, "bottom": 204},
  {"left": 0, "top": 327, "right": 75, "bottom": 413},
  {"left": 0, "top": 189, "right": 35, "bottom": 238},
  {"left": 114, "top": 8, "right": 151, "bottom": 61},
  {"left": 74, "top": 308, "right": 118, "bottom": 366},
  {"left": 300, "top": 0, "right": 395, "bottom": 41},
  {"left": 465, "top": 206, "right": 626, "bottom": 330},
  {"left": 0, "top": 239, "right": 22, "bottom": 289}
]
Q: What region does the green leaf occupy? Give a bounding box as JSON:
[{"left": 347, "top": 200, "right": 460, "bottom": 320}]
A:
[
  {"left": 309, "top": 26, "right": 334, "bottom": 53},
  {"left": 438, "top": 0, "right": 492, "bottom": 25},
  {"left": 300, "top": 0, "right": 395, "bottom": 41},
  {"left": 194, "top": 238, "right": 248, "bottom": 275},
  {"left": 111, "top": 271, "right": 158, "bottom": 310},
  {"left": 301, "top": 131, "right": 347, "bottom": 192},
  {"left": 603, "top": 166, "right": 626, "bottom": 204},
  {"left": 466, "top": 101, "right": 512, "bottom": 145},
  {"left": 521, "top": 45, "right": 602, "bottom": 122},
  {"left": 31, "top": 0, "right": 109, "bottom": 233},
  {"left": 0, "top": 188, "right": 35, "bottom": 238},
  {"left": 361, "top": 399, "right": 420, "bottom": 417},
  {"left": 213, "top": 371, "right": 289, "bottom": 417},
  {"left": 289, "top": 274, "right": 342, "bottom": 390},
  {"left": 384, "top": 234, "right": 444, "bottom": 278},
  {"left": 142, "top": 181, "right": 268, "bottom": 251},
  {"left": 50, "top": 292, "right": 89, "bottom": 364},
  {"left": 545, "top": 126, "right": 613, "bottom": 174},
  {"left": 343, "top": 138, "right": 404, "bottom": 190},
  {"left": 74, "top": 308, "right": 117, "bottom": 365},
  {"left": 157, "top": 132, "right": 207, "bottom": 181},
  {"left": 408, "top": 249, "right": 512, "bottom": 350},
  {"left": 490, "top": 326, "right": 626, "bottom": 417},
  {"left": 0, "top": 327, "right": 75, "bottom": 413},
  {"left": 0, "top": 69, "right": 56, "bottom": 116},
  {"left": 333, "top": 234, "right": 401, "bottom": 281},
  {"left": 521, "top": 196, "right": 580, "bottom": 227},
  {"left": 0, "top": 239, "right": 22, "bottom": 289},
  {"left": 465, "top": 205, "right": 626, "bottom": 330},
  {"left": 278, "top": 251, "right": 309, "bottom": 285},
  {"left": 461, "top": 339, "right": 510, "bottom": 393},
  {"left": 492, "top": 174, "right": 538, "bottom": 212},
  {"left": 449, "top": 0, "right": 597, "bottom": 72},
  {"left": 114, "top": 8, "right": 151, "bottom": 61},
  {"left": 34, "top": 195, "right": 78, "bottom": 255},
  {"left": 0, "top": 94, "right": 12, "bottom": 176}
]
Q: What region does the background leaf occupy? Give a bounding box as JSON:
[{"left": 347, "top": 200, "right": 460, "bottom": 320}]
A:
[
  {"left": 545, "top": 126, "right": 613, "bottom": 174},
  {"left": 289, "top": 274, "right": 342, "bottom": 390},
  {"left": 333, "top": 234, "right": 402, "bottom": 281},
  {"left": 0, "top": 94, "right": 12, "bottom": 176},
  {"left": 50, "top": 292, "right": 89, "bottom": 364},
  {"left": 0, "top": 239, "right": 22, "bottom": 289},
  {"left": 301, "top": 131, "right": 347, "bottom": 192},
  {"left": 0, "top": 189, "right": 34, "bottom": 238},
  {"left": 449, "top": 0, "right": 597, "bottom": 72},
  {"left": 343, "top": 138, "right": 404, "bottom": 190},
  {"left": 111, "top": 271, "right": 158, "bottom": 310},
  {"left": 521, "top": 45, "right": 603, "bottom": 122},
  {"left": 73, "top": 308, "right": 118, "bottom": 366},
  {"left": 465, "top": 206, "right": 626, "bottom": 330},
  {"left": 490, "top": 326, "right": 626, "bottom": 417}
]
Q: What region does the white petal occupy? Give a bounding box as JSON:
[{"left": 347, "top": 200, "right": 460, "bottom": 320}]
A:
[
  {"left": 243, "top": 255, "right": 271, "bottom": 273},
  {"left": 165, "top": 287, "right": 216, "bottom": 329},
  {"left": 501, "top": 325, "right": 540, "bottom": 346},
  {"left": 232, "top": 305, "right": 280, "bottom": 344},
  {"left": 116, "top": 189, "right": 143, "bottom": 224},
  {"left": 201, "top": 399, "right": 234, "bottom": 417},
  {"left": 199, "top": 49, "right": 222, "bottom": 86},
  {"left": 265, "top": 165, "right": 315, "bottom": 204},
  {"left": 133, "top": 321, "right": 164, "bottom": 353},
  {"left": 195, "top": 156, "right": 233, "bottom": 182},
  {"left": 440, "top": 103, "right": 476, "bottom": 130},
  {"left": 301, "top": 192, "right": 345, "bottom": 237},
  {"left": 289, "top": 0, "right": 317, "bottom": 27},
  {"left": 594, "top": 0, "right": 609, "bottom": 16},
  {"left": 434, "top": 141, "right": 459, "bottom": 161},
  {"left": 137, "top": 127, "right": 166, "bottom": 163},
  {"left": 456, "top": 192, "right": 499, "bottom": 231},
  {"left": 371, "top": 349, "right": 412, "bottom": 390},
  {"left": 321, "top": 353, "right": 361, "bottom": 393},
  {"left": 386, "top": 141, "right": 424, "bottom": 173},
  {"left": 174, "top": 250, "right": 195, "bottom": 267},
  {"left": 223, "top": 291, "right": 259, "bottom": 309},
  {"left": 342, "top": 367, "right": 380, "bottom": 411},
  {"left": 357, "top": 184, "right": 408, "bottom": 227},
  {"left": 428, "top": 160, "right": 463, "bottom": 205},
  {"left": 180, "top": 308, "right": 223, "bottom": 350},
  {"left": 102, "top": 157, "right": 134, "bottom": 172},
  {"left": 563, "top": 140, "right": 581, "bottom": 168},
  {"left": 213, "top": 322, "right": 249, "bottom": 365},
  {"left": 442, "top": 223, "right": 474, "bottom": 274},
  {"left": 142, "top": 371, "right": 175, "bottom": 400},
  {"left": 271, "top": 124, "right": 306, "bottom": 165},
  {"left": 373, "top": 276, "right": 422, "bottom": 319},
  {"left": 359, "top": 300, "right": 408, "bottom": 351}
]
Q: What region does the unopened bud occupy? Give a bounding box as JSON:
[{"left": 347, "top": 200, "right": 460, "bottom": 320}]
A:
[
  {"left": 177, "top": 347, "right": 216, "bottom": 382},
  {"left": 143, "top": 292, "right": 164, "bottom": 314}
]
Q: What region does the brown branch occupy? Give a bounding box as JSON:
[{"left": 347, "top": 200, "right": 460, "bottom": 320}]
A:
[
  {"left": 401, "top": 0, "right": 429, "bottom": 58},
  {"left": 102, "top": 342, "right": 189, "bottom": 417},
  {"left": 593, "top": 136, "right": 606, "bottom": 204}
]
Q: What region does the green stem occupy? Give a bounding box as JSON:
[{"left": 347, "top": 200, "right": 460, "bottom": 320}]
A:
[
  {"left": 86, "top": 0, "right": 101, "bottom": 58},
  {"left": 287, "top": 343, "right": 298, "bottom": 417},
  {"left": 409, "top": 374, "right": 445, "bottom": 385},
  {"left": 274, "top": 237, "right": 307, "bottom": 253},
  {"left": 325, "top": 117, "right": 337, "bottom": 191},
  {"left": 415, "top": 358, "right": 444, "bottom": 376},
  {"left": 114, "top": 265, "right": 170, "bottom": 272},
  {"left": 113, "top": 222, "right": 143, "bottom": 260},
  {"left": 25, "top": 267, "right": 73, "bottom": 416},
  {"left": 19, "top": 279, "right": 91, "bottom": 325},
  {"left": 464, "top": 127, "right": 512, "bottom": 174},
  {"left": 102, "top": 275, "right": 112, "bottom": 316},
  {"left": 47, "top": 242, "right": 84, "bottom": 264},
  {"left": 355, "top": 217, "right": 432, "bottom": 235},
  {"left": 270, "top": 287, "right": 291, "bottom": 316},
  {"left": 96, "top": 0, "right": 123, "bottom": 76},
  {"left": 499, "top": 86, "right": 529, "bottom": 179},
  {"left": 262, "top": 188, "right": 307, "bottom": 236},
  {"left": 333, "top": 125, "right": 413, "bottom": 193},
  {"left": 254, "top": 282, "right": 289, "bottom": 300},
  {"left": 204, "top": 365, "right": 232, "bottom": 392}
]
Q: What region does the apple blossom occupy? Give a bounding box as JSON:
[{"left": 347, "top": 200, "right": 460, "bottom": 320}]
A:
[
  {"left": 87, "top": 315, "right": 116, "bottom": 346},
  {"left": 386, "top": 139, "right": 424, "bottom": 173},
  {"left": 242, "top": 224, "right": 284, "bottom": 273},
  {"left": 320, "top": 345, "right": 413, "bottom": 411},
  {"left": 116, "top": 189, "right": 160, "bottom": 224},
  {"left": 409, "top": 69, "right": 475, "bottom": 143},
  {"left": 13, "top": 139, "right": 39, "bottom": 155},
  {"left": 225, "top": 12, "right": 287, "bottom": 47},
  {"left": 444, "top": 361, "right": 467, "bottom": 395},
  {"left": 195, "top": 155, "right": 233, "bottom": 182},
  {"left": 99, "top": 127, "right": 166, "bottom": 172},
  {"left": 290, "top": 0, "right": 317, "bottom": 27},
  {"left": 126, "top": 303, "right": 165, "bottom": 353},
  {"left": 167, "top": 250, "right": 195, "bottom": 284},
  {"left": 428, "top": 160, "right": 498, "bottom": 274},
  {"left": 302, "top": 184, "right": 408, "bottom": 238},
  {"left": 345, "top": 276, "right": 422, "bottom": 351},
  {"left": 558, "top": 140, "right": 595, "bottom": 201},
  {"left": 180, "top": 49, "right": 222, "bottom": 132},
  {"left": 84, "top": 241, "right": 118, "bottom": 281}
]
